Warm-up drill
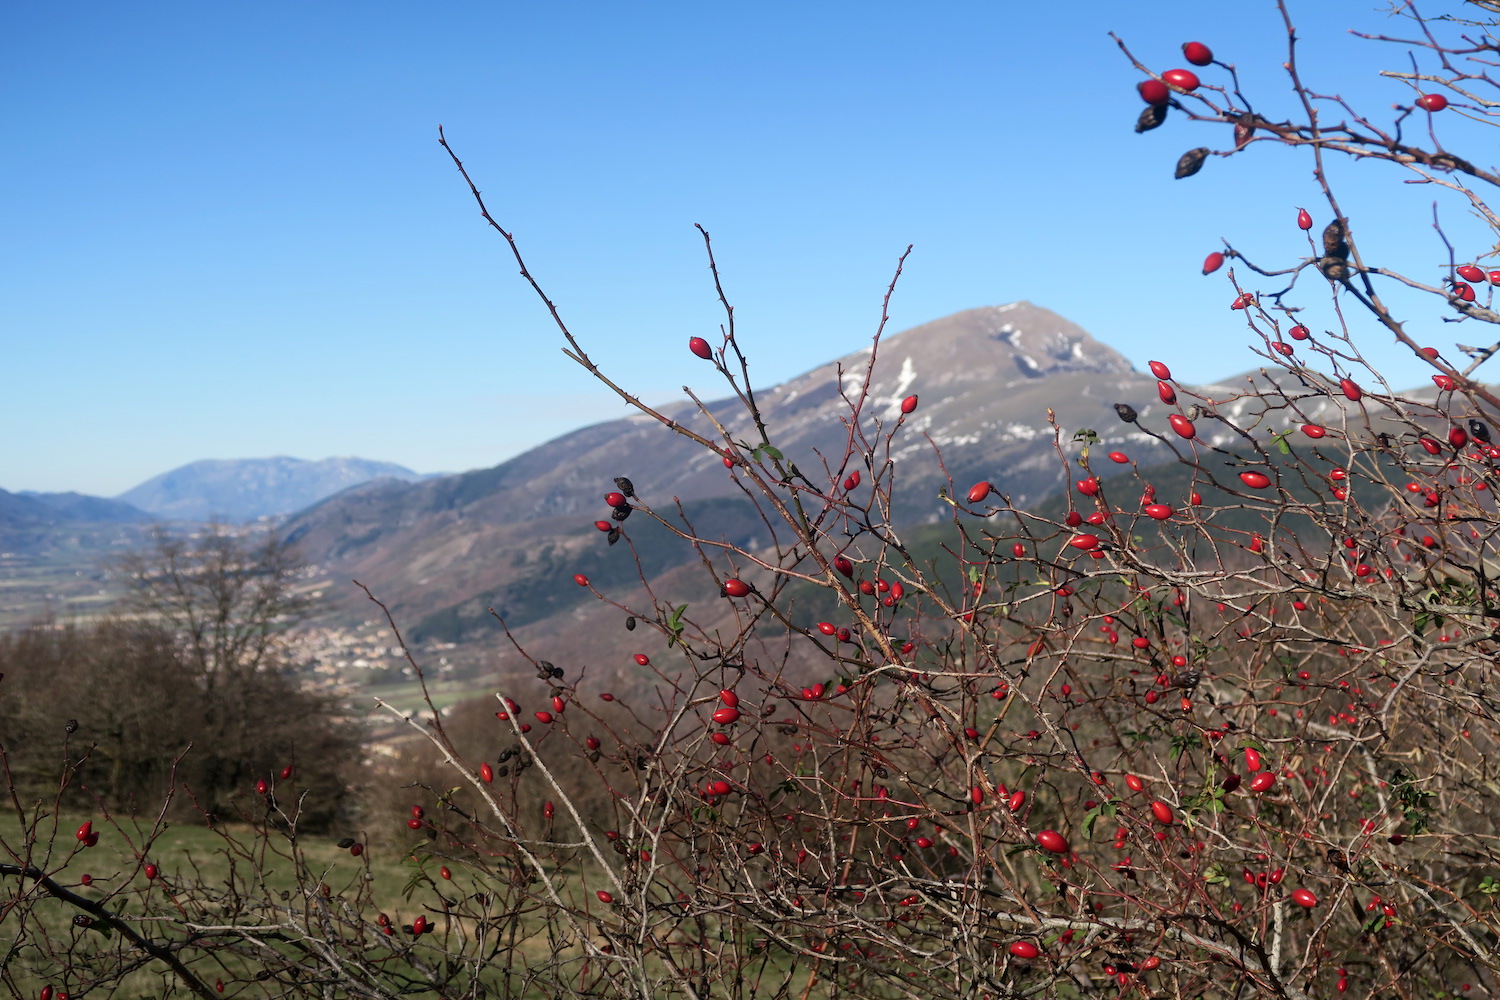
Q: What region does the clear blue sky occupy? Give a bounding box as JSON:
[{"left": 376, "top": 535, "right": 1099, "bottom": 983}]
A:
[{"left": 4, "top": 1, "right": 1488, "bottom": 496}]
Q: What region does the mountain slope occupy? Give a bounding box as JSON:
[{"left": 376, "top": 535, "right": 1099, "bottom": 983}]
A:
[
  {"left": 117, "top": 456, "right": 429, "bottom": 521},
  {"left": 284, "top": 302, "right": 1185, "bottom": 636}
]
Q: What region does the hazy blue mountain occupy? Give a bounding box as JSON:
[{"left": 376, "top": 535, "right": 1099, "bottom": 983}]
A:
[
  {"left": 18, "top": 491, "right": 149, "bottom": 523},
  {"left": 117, "top": 456, "right": 429, "bottom": 521}
]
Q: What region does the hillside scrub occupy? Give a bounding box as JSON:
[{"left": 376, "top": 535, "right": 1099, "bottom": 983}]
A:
[{"left": 9, "top": 3, "right": 1500, "bottom": 998}]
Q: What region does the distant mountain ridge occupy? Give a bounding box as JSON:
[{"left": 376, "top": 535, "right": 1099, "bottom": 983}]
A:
[{"left": 116, "top": 456, "right": 431, "bottom": 521}]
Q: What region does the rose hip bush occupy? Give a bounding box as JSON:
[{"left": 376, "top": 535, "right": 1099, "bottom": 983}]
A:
[{"left": 9, "top": 4, "right": 1500, "bottom": 998}]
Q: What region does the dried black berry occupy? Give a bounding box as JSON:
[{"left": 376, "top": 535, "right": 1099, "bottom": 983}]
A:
[
  {"left": 337, "top": 837, "right": 356, "bottom": 849},
  {"left": 1174, "top": 147, "right": 1209, "bottom": 179},
  {"left": 1135, "top": 104, "right": 1168, "bottom": 133},
  {"left": 1469, "top": 419, "right": 1491, "bottom": 442},
  {"left": 614, "top": 477, "right": 635, "bottom": 498},
  {"left": 625, "top": 616, "right": 636, "bottom": 631},
  {"left": 1114, "top": 403, "right": 1138, "bottom": 424},
  {"left": 611, "top": 506, "right": 631, "bottom": 521}
]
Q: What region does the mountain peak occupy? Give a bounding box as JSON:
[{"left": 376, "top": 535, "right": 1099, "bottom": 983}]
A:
[
  {"left": 117, "top": 456, "right": 429, "bottom": 521},
  {"left": 878, "top": 302, "right": 1134, "bottom": 381}
]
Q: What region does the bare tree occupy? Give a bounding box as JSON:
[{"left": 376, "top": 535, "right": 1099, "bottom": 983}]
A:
[{"left": 112, "top": 524, "right": 313, "bottom": 685}]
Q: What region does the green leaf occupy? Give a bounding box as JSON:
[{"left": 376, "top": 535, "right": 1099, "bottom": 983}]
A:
[
  {"left": 665, "top": 603, "right": 689, "bottom": 646},
  {"left": 760, "top": 444, "right": 783, "bottom": 461}
]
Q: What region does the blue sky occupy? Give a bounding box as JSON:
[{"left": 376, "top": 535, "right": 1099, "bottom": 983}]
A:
[{"left": 5, "top": 1, "right": 1491, "bottom": 495}]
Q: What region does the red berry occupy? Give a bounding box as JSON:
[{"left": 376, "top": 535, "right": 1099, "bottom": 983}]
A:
[
  {"left": 1249, "top": 771, "right": 1277, "bottom": 793},
  {"left": 1288, "top": 324, "right": 1310, "bottom": 340},
  {"left": 723, "top": 578, "right": 750, "bottom": 597},
  {"left": 1458, "top": 264, "right": 1485, "bottom": 283},
  {"left": 900, "top": 394, "right": 918, "bottom": 414},
  {"left": 633, "top": 653, "right": 650, "bottom": 666},
  {"left": 1125, "top": 774, "right": 1145, "bottom": 792},
  {"left": 480, "top": 762, "right": 493, "bottom": 783},
  {"left": 1008, "top": 940, "right": 1041, "bottom": 959},
  {"left": 719, "top": 689, "right": 739, "bottom": 708},
  {"left": 712, "top": 706, "right": 741, "bottom": 725},
  {"left": 1157, "top": 381, "right": 1176, "bottom": 404},
  {"left": 1291, "top": 887, "right": 1318, "bottom": 907},
  {"left": 970, "top": 785, "right": 985, "bottom": 805},
  {"left": 1451, "top": 426, "right": 1470, "bottom": 448},
  {"left": 817, "top": 621, "right": 837, "bottom": 635},
  {"left": 967, "top": 481, "right": 993, "bottom": 504},
  {"left": 1244, "top": 747, "right": 1262, "bottom": 772},
  {"left": 144, "top": 864, "right": 158, "bottom": 881},
  {"left": 833, "top": 555, "right": 854, "bottom": 578},
  {"left": 1150, "top": 800, "right": 1175, "bottom": 825},
  {"left": 1302, "top": 424, "right": 1326, "bottom": 438},
  {"left": 280, "top": 765, "right": 294, "bottom": 780},
  {"left": 1138, "top": 79, "right": 1170, "bottom": 105},
  {"left": 1434, "top": 374, "right": 1456, "bottom": 391},
  {"left": 1148, "top": 360, "right": 1172, "bottom": 380},
  {"left": 604, "top": 491, "right": 627, "bottom": 507},
  {"left": 1168, "top": 414, "right": 1196, "bottom": 439},
  {"left": 1182, "top": 41, "right": 1213, "bottom": 66},
  {"left": 1202, "top": 251, "right": 1224, "bottom": 274},
  {"left": 594, "top": 520, "right": 612, "bottom": 532},
  {"left": 1339, "top": 378, "right": 1363, "bottom": 401},
  {"left": 688, "top": 337, "right": 713, "bottom": 359},
  {"left": 573, "top": 573, "right": 589, "bottom": 587},
  {"left": 1108, "top": 451, "right": 1129, "bottom": 463},
  {"left": 534, "top": 711, "right": 554, "bottom": 724},
  {"left": 1143, "top": 503, "right": 1174, "bottom": 520},
  {"left": 597, "top": 890, "right": 615, "bottom": 904},
  {"left": 1161, "top": 68, "right": 1200, "bottom": 91},
  {"left": 256, "top": 778, "right": 269, "bottom": 796},
  {"left": 440, "top": 866, "right": 452, "bottom": 880},
  {"left": 1076, "top": 477, "right": 1100, "bottom": 497},
  {"left": 1068, "top": 534, "right": 1100, "bottom": 551},
  {"left": 1296, "top": 208, "right": 1313, "bottom": 230},
  {"left": 1036, "top": 829, "right": 1069, "bottom": 854},
  {"left": 76, "top": 821, "right": 93, "bottom": 843},
  {"left": 1239, "top": 471, "right": 1271, "bottom": 489},
  {"left": 1416, "top": 93, "right": 1448, "bottom": 112},
  {"left": 411, "top": 916, "right": 428, "bottom": 935}
]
